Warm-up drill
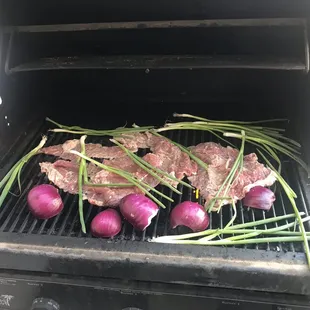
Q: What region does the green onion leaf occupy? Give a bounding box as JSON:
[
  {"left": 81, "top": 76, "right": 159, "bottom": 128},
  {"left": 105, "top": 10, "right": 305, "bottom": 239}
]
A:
[{"left": 0, "top": 136, "right": 48, "bottom": 207}]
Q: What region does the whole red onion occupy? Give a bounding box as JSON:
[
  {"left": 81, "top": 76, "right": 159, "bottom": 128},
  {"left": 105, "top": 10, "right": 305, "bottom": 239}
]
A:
[
  {"left": 120, "top": 194, "right": 159, "bottom": 231},
  {"left": 170, "top": 201, "right": 209, "bottom": 232},
  {"left": 27, "top": 184, "right": 64, "bottom": 219},
  {"left": 91, "top": 209, "right": 122, "bottom": 238},
  {"left": 243, "top": 186, "right": 275, "bottom": 211}
]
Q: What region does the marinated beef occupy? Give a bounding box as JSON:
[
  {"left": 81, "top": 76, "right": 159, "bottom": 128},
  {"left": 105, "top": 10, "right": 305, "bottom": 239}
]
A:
[
  {"left": 40, "top": 139, "right": 136, "bottom": 161},
  {"left": 115, "top": 132, "right": 198, "bottom": 184},
  {"left": 188, "top": 142, "right": 276, "bottom": 210},
  {"left": 40, "top": 153, "right": 172, "bottom": 207},
  {"left": 40, "top": 137, "right": 274, "bottom": 209}
]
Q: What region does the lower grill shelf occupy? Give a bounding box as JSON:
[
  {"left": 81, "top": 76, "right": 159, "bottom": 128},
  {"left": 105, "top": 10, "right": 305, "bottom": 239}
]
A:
[{"left": 0, "top": 124, "right": 309, "bottom": 254}]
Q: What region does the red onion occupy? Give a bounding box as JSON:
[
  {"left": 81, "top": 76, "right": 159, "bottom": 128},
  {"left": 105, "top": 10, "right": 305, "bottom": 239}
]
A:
[
  {"left": 120, "top": 194, "right": 159, "bottom": 231},
  {"left": 170, "top": 201, "right": 209, "bottom": 232},
  {"left": 243, "top": 186, "right": 275, "bottom": 211},
  {"left": 27, "top": 184, "right": 64, "bottom": 219},
  {"left": 91, "top": 209, "right": 122, "bottom": 238}
]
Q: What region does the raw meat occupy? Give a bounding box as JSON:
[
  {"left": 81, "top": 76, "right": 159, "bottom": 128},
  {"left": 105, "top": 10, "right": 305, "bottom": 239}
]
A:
[
  {"left": 40, "top": 135, "right": 273, "bottom": 209},
  {"left": 188, "top": 142, "right": 276, "bottom": 210},
  {"left": 115, "top": 132, "right": 198, "bottom": 184},
  {"left": 40, "top": 139, "right": 137, "bottom": 161},
  {"left": 40, "top": 160, "right": 80, "bottom": 195},
  {"left": 40, "top": 154, "right": 163, "bottom": 207},
  {"left": 40, "top": 133, "right": 198, "bottom": 207},
  {"left": 86, "top": 154, "right": 163, "bottom": 206}
]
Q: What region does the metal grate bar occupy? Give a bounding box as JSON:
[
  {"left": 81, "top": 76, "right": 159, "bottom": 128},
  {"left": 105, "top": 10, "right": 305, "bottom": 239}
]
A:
[
  {"left": 292, "top": 164, "right": 309, "bottom": 217},
  {"left": 0, "top": 157, "right": 44, "bottom": 232},
  {"left": 151, "top": 187, "right": 163, "bottom": 239},
  {"left": 46, "top": 191, "right": 71, "bottom": 235},
  {"left": 237, "top": 201, "right": 247, "bottom": 249},
  {"left": 270, "top": 204, "right": 281, "bottom": 251},
  {"left": 64, "top": 196, "right": 80, "bottom": 236},
  {"left": 78, "top": 203, "right": 94, "bottom": 238},
  {"left": 56, "top": 195, "right": 78, "bottom": 236},
  {"left": 163, "top": 130, "right": 177, "bottom": 237},
  {"left": 27, "top": 217, "right": 38, "bottom": 234},
  {"left": 249, "top": 210, "right": 258, "bottom": 250},
  {"left": 7, "top": 175, "right": 47, "bottom": 233},
  {"left": 262, "top": 210, "right": 271, "bottom": 251},
  {"left": 278, "top": 189, "right": 295, "bottom": 252}
]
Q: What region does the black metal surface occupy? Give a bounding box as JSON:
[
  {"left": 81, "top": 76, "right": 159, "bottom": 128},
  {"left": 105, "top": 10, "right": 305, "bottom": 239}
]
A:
[
  {"left": 1, "top": 0, "right": 310, "bottom": 26},
  {"left": 2, "top": 19, "right": 307, "bottom": 74},
  {"left": 0, "top": 272, "right": 309, "bottom": 310},
  {"left": 2, "top": 18, "right": 305, "bottom": 33},
  {"left": 6, "top": 55, "right": 308, "bottom": 74}
]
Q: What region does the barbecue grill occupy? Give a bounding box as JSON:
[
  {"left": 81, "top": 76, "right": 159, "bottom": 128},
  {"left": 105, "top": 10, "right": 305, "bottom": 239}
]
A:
[{"left": 1, "top": 1, "right": 310, "bottom": 309}]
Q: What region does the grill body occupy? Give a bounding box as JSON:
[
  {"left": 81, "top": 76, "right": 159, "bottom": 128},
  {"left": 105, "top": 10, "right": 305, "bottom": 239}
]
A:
[{"left": 1, "top": 1, "right": 310, "bottom": 309}]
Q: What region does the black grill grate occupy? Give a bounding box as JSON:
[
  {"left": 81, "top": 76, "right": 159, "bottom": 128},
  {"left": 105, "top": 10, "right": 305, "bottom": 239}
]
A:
[{"left": 0, "top": 126, "right": 309, "bottom": 253}]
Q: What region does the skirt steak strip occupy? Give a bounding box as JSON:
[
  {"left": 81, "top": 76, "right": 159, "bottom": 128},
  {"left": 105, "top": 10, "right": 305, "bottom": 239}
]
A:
[
  {"left": 40, "top": 139, "right": 137, "bottom": 161},
  {"left": 188, "top": 142, "right": 276, "bottom": 210}
]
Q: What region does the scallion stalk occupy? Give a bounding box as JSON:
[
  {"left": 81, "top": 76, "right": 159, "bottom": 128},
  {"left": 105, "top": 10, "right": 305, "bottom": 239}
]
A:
[
  {"left": 154, "top": 235, "right": 310, "bottom": 245},
  {"left": 258, "top": 150, "right": 310, "bottom": 268},
  {"left": 78, "top": 135, "right": 87, "bottom": 233},
  {"left": 111, "top": 139, "right": 191, "bottom": 194},
  {"left": 225, "top": 216, "right": 310, "bottom": 241},
  {"left": 0, "top": 136, "right": 48, "bottom": 207},
  {"left": 172, "top": 113, "right": 289, "bottom": 125},
  {"left": 153, "top": 213, "right": 303, "bottom": 241},
  {"left": 206, "top": 131, "right": 245, "bottom": 212},
  {"left": 157, "top": 114, "right": 309, "bottom": 176},
  {"left": 46, "top": 117, "right": 153, "bottom": 136},
  {"left": 151, "top": 131, "right": 209, "bottom": 171},
  {"left": 70, "top": 150, "right": 168, "bottom": 208}
]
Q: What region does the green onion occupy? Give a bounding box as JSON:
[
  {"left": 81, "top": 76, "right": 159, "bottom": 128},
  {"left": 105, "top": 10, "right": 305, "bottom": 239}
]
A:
[
  {"left": 157, "top": 113, "right": 309, "bottom": 176},
  {"left": 81, "top": 157, "right": 133, "bottom": 188},
  {"left": 154, "top": 213, "right": 302, "bottom": 241},
  {"left": 111, "top": 139, "right": 192, "bottom": 193},
  {"left": 0, "top": 136, "right": 48, "bottom": 207},
  {"left": 257, "top": 150, "right": 310, "bottom": 268},
  {"left": 78, "top": 135, "right": 87, "bottom": 233},
  {"left": 154, "top": 235, "right": 310, "bottom": 245},
  {"left": 70, "top": 150, "right": 168, "bottom": 208},
  {"left": 224, "top": 200, "right": 237, "bottom": 229},
  {"left": 46, "top": 117, "right": 153, "bottom": 136},
  {"left": 225, "top": 216, "right": 310, "bottom": 241},
  {"left": 206, "top": 131, "right": 245, "bottom": 212},
  {"left": 172, "top": 113, "right": 289, "bottom": 125},
  {"left": 151, "top": 131, "right": 209, "bottom": 171}
]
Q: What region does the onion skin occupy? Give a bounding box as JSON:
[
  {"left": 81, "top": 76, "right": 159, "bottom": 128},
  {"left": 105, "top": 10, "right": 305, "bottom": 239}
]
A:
[
  {"left": 170, "top": 201, "right": 209, "bottom": 232},
  {"left": 27, "top": 184, "right": 64, "bottom": 219},
  {"left": 243, "top": 186, "right": 276, "bottom": 211},
  {"left": 91, "top": 209, "right": 122, "bottom": 238},
  {"left": 120, "top": 194, "right": 159, "bottom": 231}
]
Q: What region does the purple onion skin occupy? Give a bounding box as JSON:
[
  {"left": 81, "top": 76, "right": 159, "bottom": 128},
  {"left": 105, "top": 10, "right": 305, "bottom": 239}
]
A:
[
  {"left": 120, "top": 194, "right": 159, "bottom": 231},
  {"left": 243, "top": 186, "right": 276, "bottom": 211},
  {"left": 170, "top": 201, "right": 209, "bottom": 232},
  {"left": 27, "top": 184, "right": 64, "bottom": 219},
  {"left": 91, "top": 209, "right": 122, "bottom": 238}
]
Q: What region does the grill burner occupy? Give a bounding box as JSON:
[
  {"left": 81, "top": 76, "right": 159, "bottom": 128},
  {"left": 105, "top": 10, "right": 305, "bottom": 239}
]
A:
[{"left": 0, "top": 122, "right": 309, "bottom": 254}]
